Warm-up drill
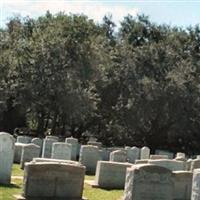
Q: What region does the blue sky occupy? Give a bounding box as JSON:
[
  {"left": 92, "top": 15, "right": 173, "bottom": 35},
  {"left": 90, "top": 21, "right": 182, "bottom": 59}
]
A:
[{"left": 1, "top": 0, "right": 200, "bottom": 28}]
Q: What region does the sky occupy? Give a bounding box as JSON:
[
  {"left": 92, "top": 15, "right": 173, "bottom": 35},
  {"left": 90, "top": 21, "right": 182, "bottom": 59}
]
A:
[{"left": 0, "top": 0, "right": 200, "bottom": 29}]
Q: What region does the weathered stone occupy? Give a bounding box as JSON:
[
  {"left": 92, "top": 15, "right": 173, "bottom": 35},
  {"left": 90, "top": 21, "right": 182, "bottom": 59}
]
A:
[
  {"left": 190, "top": 159, "right": 200, "bottom": 171},
  {"left": 32, "top": 157, "right": 80, "bottom": 166},
  {"left": 45, "top": 135, "right": 59, "bottom": 141},
  {"left": 148, "top": 159, "right": 185, "bottom": 171},
  {"left": 191, "top": 169, "right": 200, "bottom": 200},
  {"left": 14, "top": 143, "right": 27, "bottom": 163},
  {"left": 155, "top": 149, "right": 174, "bottom": 159},
  {"left": 175, "top": 152, "right": 186, "bottom": 161},
  {"left": 110, "top": 150, "right": 127, "bottom": 162},
  {"left": 51, "top": 142, "right": 72, "bottom": 160},
  {"left": 79, "top": 145, "right": 101, "bottom": 174},
  {"left": 173, "top": 171, "right": 192, "bottom": 200},
  {"left": 42, "top": 138, "right": 57, "bottom": 158},
  {"left": 0, "top": 132, "right": 15, "bottom": 184},
  {"left": 100, "top": 148, "right": 111, "bottom": 161},
  {"left": 150, "top": 154, "right": 169, "bottom": 160},
  {"left": 135, "top": 159, "right": 149, "bottom": 164},
  {"left": 87, "top": 141, "right": 102, "bottom": 148},
  {"left": 23, "top": 162, "right": 85, "bottom": 199},
  {"left": 95, "top": 161, "right": 132, "bottom": 189},
  {"left": 20, "top": 144, "right": 40, "bottom": 169},
  {"left": 31, "top": 138, "right": 43, "bottom": 156},
  {"left": 126, "top": 147, "right": 140, "bottom": 163},
  {"left": 123, "top": 164, "right": 174, "bottom": 200},
  {"left": 65, "top": 137, "right": 78, "bottom": 160},
  {"left": 140, "top": 146, "right": 150, "bottom": 159},
  {"left": 185, "top": 159, "right": 193, "bottom": 171},
  {"left": 17, "top": 136, "right": 32, "bottom": 144}
]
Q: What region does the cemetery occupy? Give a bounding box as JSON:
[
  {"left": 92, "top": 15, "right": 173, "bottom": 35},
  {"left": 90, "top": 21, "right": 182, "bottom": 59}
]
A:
[
  {"left": 1, "top": 1, "right": 200, "bottom": 200},
  {"left": 1, "top": 132, "right": 200, "bottom": 199}
]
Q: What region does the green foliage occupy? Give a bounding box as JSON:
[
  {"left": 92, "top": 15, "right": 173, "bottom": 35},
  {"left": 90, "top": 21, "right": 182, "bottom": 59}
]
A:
[{"left": 1, "top": 13, "right": 200, "bottom": 153}]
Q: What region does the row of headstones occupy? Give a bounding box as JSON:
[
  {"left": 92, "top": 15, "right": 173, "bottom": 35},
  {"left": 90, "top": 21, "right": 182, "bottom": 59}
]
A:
[{"left": 3, "top": 132, "right": 200, "bottom": 199}]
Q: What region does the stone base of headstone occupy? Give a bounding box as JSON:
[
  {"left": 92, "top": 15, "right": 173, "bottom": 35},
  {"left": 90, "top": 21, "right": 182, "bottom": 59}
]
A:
[
  {"left": 84, "top": 180, "right": 99, "bottom": 188},
  {"left": 14, "top": 194, "right": 87, "bottom": 200}
]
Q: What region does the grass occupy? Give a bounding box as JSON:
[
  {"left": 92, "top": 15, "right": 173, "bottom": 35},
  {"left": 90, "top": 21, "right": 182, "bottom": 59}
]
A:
[{"left": 0, "top": 164, "right": 123, "bottom": 200}]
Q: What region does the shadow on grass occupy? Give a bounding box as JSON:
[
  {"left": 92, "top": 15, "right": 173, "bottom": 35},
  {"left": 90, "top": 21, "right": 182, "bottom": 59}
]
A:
[{"left": 0, "top": 183, "right": 21, "bottom": 189}]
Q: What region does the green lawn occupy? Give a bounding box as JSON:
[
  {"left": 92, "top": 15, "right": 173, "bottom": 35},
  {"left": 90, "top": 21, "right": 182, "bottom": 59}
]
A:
[{"left": 0, "top": 164, "right": 123, "bottom": 200}]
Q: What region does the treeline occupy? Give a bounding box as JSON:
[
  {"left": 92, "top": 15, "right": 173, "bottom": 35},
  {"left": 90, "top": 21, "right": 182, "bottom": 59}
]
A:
[{"left": 0, "top": 12, "right": 200, "bottom": 153}]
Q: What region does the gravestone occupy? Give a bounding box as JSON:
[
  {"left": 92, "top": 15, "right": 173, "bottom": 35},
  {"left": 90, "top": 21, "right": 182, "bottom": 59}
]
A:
[
  {"left": 14, "top": 143, "right": 26, "bottom": 163},
  {"left": 31, "top": 138, "right": 43, "bottom": 156},
  {"left": 20, "top": 144, "right": 40, "bottom": 169},
  {"left": 155, "top": 149, "right": 174, "bottom": 159},
  {"left": 22, "top": 162, "right": 85, "bottom": 199},
  {"left": 176, "top": 152, "right": 186, "bottom": 161},
  {"left": 110, "top": 150, "right": 127, "bottom": 162},
  {"left": 65, "top": 137, "right": 78, "bottom": 160},
  {"left": 191, "top": 159, "right": 200, "bottom": 171},
  {"left": 123, "top": 164, "right": 174, "bottom": 200},
  {"left": 140, "top": 146, "right": 150, "bottom": 159},
  {"left": 79, "top": 145, "right": 101, "bottom": 174},
  {"left": 173, "top": 171, "right": 192, "bottom": 200},
  {"left": 95, "top": 161, "right": 132, "bottom": 189},
  {"left": 45, "top": 135, "right": 59, "bottom": 141},
  {"left": 100, "top": 148, "right": 111, "bottom": 161},
  {"left": 126, "top": 147, "right": 140, "bottom": 163},
  {"left": 150, "top": 155, "right": 169, "bottom": 160},
  {"left": 87, "top": 141, "right": 102, "bottom": 148},
  {"left": 16, "top": 136, "right": 32, "bottom": 144},
  {"left": 51, "top": 142, "right": 72, "bottom": 160},
  {"left": 42, "top": 138, "right": 57, "bottom": 158},
  {"left": 148, "top": 159, "right": 185, "bottom": 171},
  {"left": 186, "top": 159, "right": 193, "bottom": 171},
  {"left": 0, "top": 132, "right": 15, "bottom": 184},
  {"left": 191, "top": 169, "right": 200, "bottom": 200}
]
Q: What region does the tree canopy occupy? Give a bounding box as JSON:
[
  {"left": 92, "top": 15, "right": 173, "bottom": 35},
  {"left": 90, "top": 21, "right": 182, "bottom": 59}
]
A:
[{"left": 0, "top": 12, "right": 200, "bottom": 153}]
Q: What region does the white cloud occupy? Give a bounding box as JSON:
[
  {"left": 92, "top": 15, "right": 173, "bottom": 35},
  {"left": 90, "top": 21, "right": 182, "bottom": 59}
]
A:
[{"left": 3, "top": 0, "right": 139, "bottom": 26}]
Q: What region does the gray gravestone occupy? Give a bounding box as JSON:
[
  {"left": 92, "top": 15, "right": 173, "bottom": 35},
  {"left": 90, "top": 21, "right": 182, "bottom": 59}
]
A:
[
  {"left": 110, "top": 150, "right": 127, "bottom": 162},
  {"left": 65, "top": 137, "right": 78, "bottom": 160},
  {"left": 14, "top": 143, "right": 26, "bottom": 163},
  {"left": 173, "top": 171, "right": 192, "bottom": 200},
  {"left": 191, "top": 168, "right": 200, "bottom": 200},
  {"left": 126, "top": 147, "right": 140, "bottom": 163},
  {"left": 22, "top": 162, "right": 85, "bottom": 199},
  {"left": 42, "top": 138, "right": 57, "bottom": 158},
  {"left": 148, "top": 159, "right": 185, "bottom": 171},
  {"left": 16, "top": 136, "right": 32, "bottom": 144},
  {"left": 79, "top": 145, "right": 101, "bottom": 174},
  {"left": 0, "top": 132, "right": 15, "bottom": 184},
  {"left": 51, "top": 142, "right": 72, "bottom": 160},
  {"left": 20, "top": 143, "right": 40, "bottom": 169},
  {"left": 31, "top": 138, "right": 43, "bottom": 156},
  {"left": 123, "top": 164, "right": 174, "bottom": 200}
]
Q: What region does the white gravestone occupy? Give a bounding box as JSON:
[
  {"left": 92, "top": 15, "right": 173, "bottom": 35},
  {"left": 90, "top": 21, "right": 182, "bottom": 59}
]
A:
[
  {"left": 42, "top": 138, "right": 57, "bottom": 158},
  {"left": 95, "top": 161, "right": 132, "bottom": 189},
  {"left": 20, "top": 143, "right": 40, "bottom": 169},
  {"left": 173, "top": 171, "right": 192, "bottom": 200},
  {"left": 79, "top": 145, "right": 101, "bottom": 174},
  {"left": 123, "top": 164, "right": 174, "bottom": 200},
  {"left": 51, "top": 142, "right": 72, "bottom": 160},
  {"left": 110, "top": 150, "right": 127, "bottom": 162},
  {"left": 0, "top": 132, "right": 15, "bottom": 184},
  {"left": 65, "top": 137, "right": 78, "bottom": 160},
  {"left": 140, "top": 146, "right": 150, "bottom": 159},
  {"left": 191, "top": 169, "right": 200, "bottom": 200},
  {"left": 148, "top": 159, "right": 185, "bottom": 171}
]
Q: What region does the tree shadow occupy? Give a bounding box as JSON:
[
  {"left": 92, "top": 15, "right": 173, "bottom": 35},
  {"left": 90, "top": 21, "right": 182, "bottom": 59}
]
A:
[{"left": 0, "top": 183, "right": 21, "bottom": 189}]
